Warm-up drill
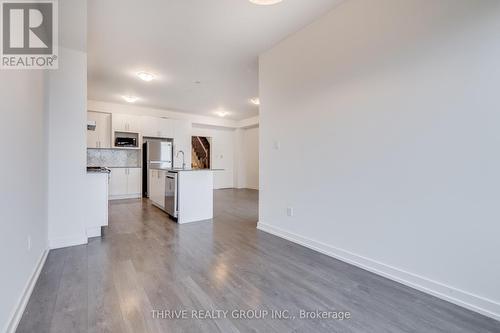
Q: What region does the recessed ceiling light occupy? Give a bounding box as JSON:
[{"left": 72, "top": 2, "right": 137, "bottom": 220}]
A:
[
  {"left": 136, "top": 71, "right": 155, "bottom": 82},
  {"left": 249, "top": 0, "right": 283, "bottom": 5},
  {"left": 216, "top": 111, "right": 230, "bottom": 117},
  {"left": 250, "top": 98, "right": 260, "bottom": 106},
  {"left": 122, "top": 95, "right": 139, "bottom": 103}
]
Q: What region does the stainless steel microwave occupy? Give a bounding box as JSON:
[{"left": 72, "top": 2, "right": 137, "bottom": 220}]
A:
[{"left": 115, "top": 137, "right": 137, "bottom": 147}]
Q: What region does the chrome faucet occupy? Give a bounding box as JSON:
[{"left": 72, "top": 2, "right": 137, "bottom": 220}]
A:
[{"left": 176, "top": 150, "right": 186, "bottom": 169}]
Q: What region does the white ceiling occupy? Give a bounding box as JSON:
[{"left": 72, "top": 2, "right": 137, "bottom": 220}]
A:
[{"left": 88, "top": 0, "right": 343, "bottom": 120}]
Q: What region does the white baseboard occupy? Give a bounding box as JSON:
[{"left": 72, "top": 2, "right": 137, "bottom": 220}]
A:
[
  {"left": 86, "top": 227, "right": 102, "bottom": 238},
  {"left": 49, "top": 235, "right": 88, "bottom": 249},
  {"left": 4, "top": 249, "right": 48, "bottom": 333},
  {"left": 257, "top": 222, "right": 500, "bottom": 322},
  {"left": 109, "top": 193, "right": 141, "bottom": 200}
]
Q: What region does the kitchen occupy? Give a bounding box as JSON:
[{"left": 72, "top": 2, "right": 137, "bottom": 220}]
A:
[
  {"left": 85, "top": 110, "right": 221, "bottom": 236},
  {"left": 8, "top": 1, "right": 500, "bottom": 332}
]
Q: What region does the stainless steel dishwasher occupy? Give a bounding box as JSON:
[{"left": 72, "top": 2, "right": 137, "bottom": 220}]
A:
[{"left": 164, "top": 172, "right": 178, "bottom": 218}]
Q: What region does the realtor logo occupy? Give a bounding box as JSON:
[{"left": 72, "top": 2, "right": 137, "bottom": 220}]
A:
[{"left": 1, "top": 0, "right": 58, "bottom": 69}]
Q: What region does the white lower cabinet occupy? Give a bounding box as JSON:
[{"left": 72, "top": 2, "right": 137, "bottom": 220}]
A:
[
  {"left": 149, "top": 169, "right": 166, "bottom": 208},
  {"left": 127, "top": 168, "right": 142, "bottom": 195},
  {"left": 109, "top": 168, "right": 142, "bottom": 199},
  {"left": 109, "top": 168, "right": 127, "bottom": 197}
]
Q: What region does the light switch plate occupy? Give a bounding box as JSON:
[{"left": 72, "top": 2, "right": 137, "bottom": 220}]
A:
[{"left": 286, "top": 207, "right": 294, "bottom": 217}]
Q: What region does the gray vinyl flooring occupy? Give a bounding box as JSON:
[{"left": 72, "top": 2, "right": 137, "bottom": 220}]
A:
[{"left": 16, "top": 189, "right": 500, "bottom": 332}]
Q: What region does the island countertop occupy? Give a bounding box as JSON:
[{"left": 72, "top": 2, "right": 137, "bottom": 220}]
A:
[{"left": 149, "top": 167, "right": 224, "bottom": 173}]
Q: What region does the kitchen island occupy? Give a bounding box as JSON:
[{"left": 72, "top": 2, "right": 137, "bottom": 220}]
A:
[{"left": 149, "top": 168, "right": 222, "bottom": 224}]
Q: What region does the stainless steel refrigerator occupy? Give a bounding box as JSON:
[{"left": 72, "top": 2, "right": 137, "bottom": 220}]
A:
[{"left": 143, "top": 140, "right": 173, "bottom": 197}]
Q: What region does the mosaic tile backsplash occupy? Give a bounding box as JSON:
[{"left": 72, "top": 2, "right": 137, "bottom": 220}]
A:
[{"left": 87, "top": 149, "right": 141, "bottom": 168}]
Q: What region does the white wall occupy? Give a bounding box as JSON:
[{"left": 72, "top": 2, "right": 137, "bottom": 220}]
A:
[
  {"left": 88, "top": 100, "right": 259, "bottom": 129},
  {"left": 259, "top": 0, "right": 500, "bottom": 320},
  {"left": 192, "top": 125, "right": 235, "bottom": 189},
  {"left": 47, "top": 47, "right": 88, "bottom": 248},
  {"left": 0, "top": 0, "right": 88, "bottom": 329},
  {"left": 235, "top": 127, "right": 259, "bottom": 190},
  {"left": 0, "top": 72, "right": 48, "bottom": 333},
  {"left": 47, "top": 0, "right": 88, "bottom": 249},
  {"left": 243, "top": 127, "right": 259, "bottom": 190}
]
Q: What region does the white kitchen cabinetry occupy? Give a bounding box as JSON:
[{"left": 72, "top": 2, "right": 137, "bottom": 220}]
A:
[
  {"left": 172, "top": 119, "right": 192, "bottom": 168},
  {"left": 128, "top": 168, "right": 142, "bottom": 195},
  {"left": 109, "top": 168, "right": 142, "bottom": 199},
  {"left": 112, "top": 113, "right": 142, "bottom": 149},
  {"left": 112, "top": 113, "right": 142, "bottom": 133},
  {"left": 141, "top": 116, "right": 173, "bottom": 138},
  {"left": 87, "top": 111, "right": 111, "bottom": 148},
  {"left": 149, "top": 169, "right": 166, "bottom": 209},
  {"left": 85, "top": 172, "right": 109, "bottom": 238}
]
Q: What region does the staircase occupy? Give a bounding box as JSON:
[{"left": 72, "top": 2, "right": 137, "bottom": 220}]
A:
[{"left": 192, "top": 136, "right": 210, "bottom": 169}]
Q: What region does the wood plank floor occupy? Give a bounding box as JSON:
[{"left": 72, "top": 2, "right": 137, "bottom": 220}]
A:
[{"left": 17, "top": 189, "right": 500, "bottom": 332}]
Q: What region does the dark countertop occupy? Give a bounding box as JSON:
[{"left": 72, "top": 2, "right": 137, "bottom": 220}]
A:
[
  {"left": 87, "top": 166, "right": 141, "bottom": 169},
  {"left": 150, "top": 167, "right": 224, "bottom": 173},
  {"left": 105, "top": 166, "right": 142, "bottom": 169},
  {"left": 87, "top": 167, "right": 111, "bottom": 174}
]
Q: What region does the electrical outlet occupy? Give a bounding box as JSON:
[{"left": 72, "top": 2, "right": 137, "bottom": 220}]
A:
[
  {"left": 286, "top": 207, "right": 294, "bottom": 217},
  {"left": 27, "top": 235, "right": 32, "bottom": 251},
  {"left": 273, "top": 141, "right": 281, "bottom": 150}
]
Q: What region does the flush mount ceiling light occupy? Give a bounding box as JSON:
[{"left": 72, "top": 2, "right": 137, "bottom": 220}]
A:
[
  {"left": 216, "top": 110, "right": 230, "bottom": 117},
  {"left": 249, "top": 0, "right": 283, "bottom": 5},
  {"left": 122, "top": 95, "right": 139, "bottom": 103},
  {"left": 136, "top": 71, "right": 155, "bottom": 82},
  {"left": 250, "top": 98, "right": 260, "bottom": 106}
]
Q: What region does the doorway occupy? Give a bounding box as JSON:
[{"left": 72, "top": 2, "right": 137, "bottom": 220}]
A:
[{"left": 192, "top": 136, "right": 211, "bottom": 169}]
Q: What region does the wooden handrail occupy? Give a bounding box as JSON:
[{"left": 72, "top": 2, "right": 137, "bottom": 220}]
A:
[{"left": 195, "top": 136, "right": 208, "bottom": 158}]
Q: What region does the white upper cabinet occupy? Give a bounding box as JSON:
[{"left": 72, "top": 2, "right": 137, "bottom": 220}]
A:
[
  {"left": 141, "top": 116, "right": 174, "bottom": 139},
  {"left": 112, "top": 113, "right": 141, "bottom": 133},
  {"left": 87, "top": 111, "right": 111, "bottom": 148},
  {"left": 112, "top": 113, "right": 142, "bottom": 149}
]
